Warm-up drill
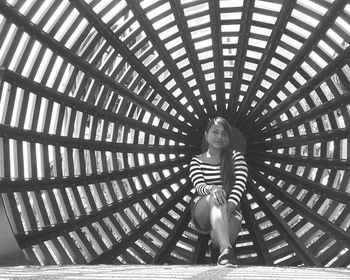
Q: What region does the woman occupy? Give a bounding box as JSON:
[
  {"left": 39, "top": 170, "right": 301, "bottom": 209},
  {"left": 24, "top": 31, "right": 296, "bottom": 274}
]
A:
[{"left": 189, "top": 117, "right": 248, "bottom": 267}]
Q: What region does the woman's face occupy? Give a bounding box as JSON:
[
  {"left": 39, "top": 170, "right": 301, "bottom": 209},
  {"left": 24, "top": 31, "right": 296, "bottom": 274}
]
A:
[{"left": 205, "top": 123, "right": 229, "bottom": 151}]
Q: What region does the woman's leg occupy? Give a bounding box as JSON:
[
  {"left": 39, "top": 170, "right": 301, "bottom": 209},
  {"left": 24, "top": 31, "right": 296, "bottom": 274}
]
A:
[
  {"left": 193, "top": 196, "right": 239, "bottom": 266},
  {"left": 193, "top": 195, "right": 231, "bottom": 253},
  {"left": 211, "top": 210, "right": 241, "bottom": 247},
  {"left": 209, "top": 201, "right": 232, "bottom": 252},
  {"left": 192, "top": 196, "right": 211, "bottom": 232},
  {"left": 228, "top": 213, "right": 241, "bottom": 246}
]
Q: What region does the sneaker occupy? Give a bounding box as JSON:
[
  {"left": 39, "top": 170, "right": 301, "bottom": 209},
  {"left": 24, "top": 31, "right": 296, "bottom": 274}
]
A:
[{"left": 217, "top": 247, "right": 237, "bottom": 267}]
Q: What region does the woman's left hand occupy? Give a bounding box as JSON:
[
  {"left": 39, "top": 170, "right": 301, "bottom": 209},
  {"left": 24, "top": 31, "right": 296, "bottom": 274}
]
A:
[{"left": 210, "top": 185, "right": 226, "bottom": 206}]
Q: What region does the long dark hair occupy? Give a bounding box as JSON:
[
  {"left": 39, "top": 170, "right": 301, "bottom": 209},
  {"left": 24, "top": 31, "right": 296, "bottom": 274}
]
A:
[{"left": 204, "top": 117, "right": 234, "bottom": 195}]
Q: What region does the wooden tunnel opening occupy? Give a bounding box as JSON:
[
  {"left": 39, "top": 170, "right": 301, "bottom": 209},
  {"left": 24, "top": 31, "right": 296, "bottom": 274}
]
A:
[{"left": 0, "top": 0, "right": 350, "bottom": 267}]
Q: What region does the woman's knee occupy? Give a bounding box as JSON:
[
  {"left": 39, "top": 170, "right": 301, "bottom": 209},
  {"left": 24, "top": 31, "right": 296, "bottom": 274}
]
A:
[
  {"left": 193, "top": 196, "right": 211, "bottom": 227},
  {"left": 194, "top": 196, "right": 211, "bottom": 213},
  {"left": 196, "top": 195, "right": 226, "bottom": 215},
  {"left": 208, "top": 196, "right": 228, "bottom": 210}
]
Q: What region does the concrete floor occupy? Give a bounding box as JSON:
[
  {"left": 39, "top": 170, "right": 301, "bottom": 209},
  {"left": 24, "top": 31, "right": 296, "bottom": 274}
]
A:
[{"left": 0, "top": 265, "right": 349, "bottom": 280}]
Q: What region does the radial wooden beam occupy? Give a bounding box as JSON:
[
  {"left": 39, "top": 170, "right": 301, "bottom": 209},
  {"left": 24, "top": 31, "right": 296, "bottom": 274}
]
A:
[
  {"left": 0, "top": 1, "right": 198, "bottom": 137},
  {"left": 231, "top": 0, "right": 297, "bottom": 124},
  {"left": 170, "top": 0, "right": 216, "bottom": 118},
  {"left": 228, "top": 0, "right": 256, "bottom": 123},
  {"left": 68, "top": 0, "right": 203, "bottom": 131},
  {"left": 88, "top": 184, "right": 193, "bottom": 264},
  {"left": 246, "top": 180, "right": 320, "bottom": 266},
  {"left": 241, "top": 0, "right": 348, "bottom": 130},
  {"left": 1, "top": 0, "right": 350, "bottom": 267},
  {"left": 245, "top": 45, "right": 350, "bottom": 135},
  {"left": 249, "top": 165, "right": 350, "bottom": 247}
]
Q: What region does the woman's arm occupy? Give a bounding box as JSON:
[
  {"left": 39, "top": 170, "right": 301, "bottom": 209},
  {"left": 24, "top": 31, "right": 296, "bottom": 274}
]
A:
[
  {"left": 227, "top": 151, "right": 248, "bottom": 211},
  {"left": 189, "top": 157, "right": 227, "bottom": 205},
  {"left": 189, "top": 156, "right": 213, "bottom": 195}
]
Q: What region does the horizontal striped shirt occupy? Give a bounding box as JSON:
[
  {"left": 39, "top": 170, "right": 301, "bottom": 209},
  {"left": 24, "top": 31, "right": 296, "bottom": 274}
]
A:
[{"left": 189, "top": 150, "right": 248, "bottom": 206}]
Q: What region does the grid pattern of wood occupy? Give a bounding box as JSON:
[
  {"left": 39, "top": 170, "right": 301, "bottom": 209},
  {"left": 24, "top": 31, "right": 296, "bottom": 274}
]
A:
[{"left": 0, "top": 0, "right": 349, "bottom": 267}]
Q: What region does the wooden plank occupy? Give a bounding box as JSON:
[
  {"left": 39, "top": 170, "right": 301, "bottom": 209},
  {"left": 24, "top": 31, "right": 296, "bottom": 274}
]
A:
[{"left": 59, "top": 233, "right": 87, "bottom": 264}]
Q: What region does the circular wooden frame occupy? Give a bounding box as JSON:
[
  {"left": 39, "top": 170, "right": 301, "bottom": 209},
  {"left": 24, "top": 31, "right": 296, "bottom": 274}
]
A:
[{"left": 0, "top": 0, "right": 349, "bottom": 267}]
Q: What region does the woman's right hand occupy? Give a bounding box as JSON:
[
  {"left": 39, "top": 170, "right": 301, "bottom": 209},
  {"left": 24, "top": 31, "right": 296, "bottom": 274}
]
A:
[{"left": 210, "top": 185, "right": 226, "bottom": 206}]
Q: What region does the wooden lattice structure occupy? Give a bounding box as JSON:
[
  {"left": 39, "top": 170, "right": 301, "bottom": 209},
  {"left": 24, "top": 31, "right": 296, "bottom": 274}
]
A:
[{"left": 0, "top": 0, "right": 350, "bottom": 267}]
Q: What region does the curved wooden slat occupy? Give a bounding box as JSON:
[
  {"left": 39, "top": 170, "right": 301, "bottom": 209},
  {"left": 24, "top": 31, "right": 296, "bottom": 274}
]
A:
[{"left": 0, "top": 0, "right": 350, "bottom": 268}]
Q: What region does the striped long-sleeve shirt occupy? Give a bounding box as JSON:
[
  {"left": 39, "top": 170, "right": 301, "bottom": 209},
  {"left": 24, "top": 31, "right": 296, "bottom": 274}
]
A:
[{"left": 189, "top": 150, "right": 248, "bottom": 207}]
